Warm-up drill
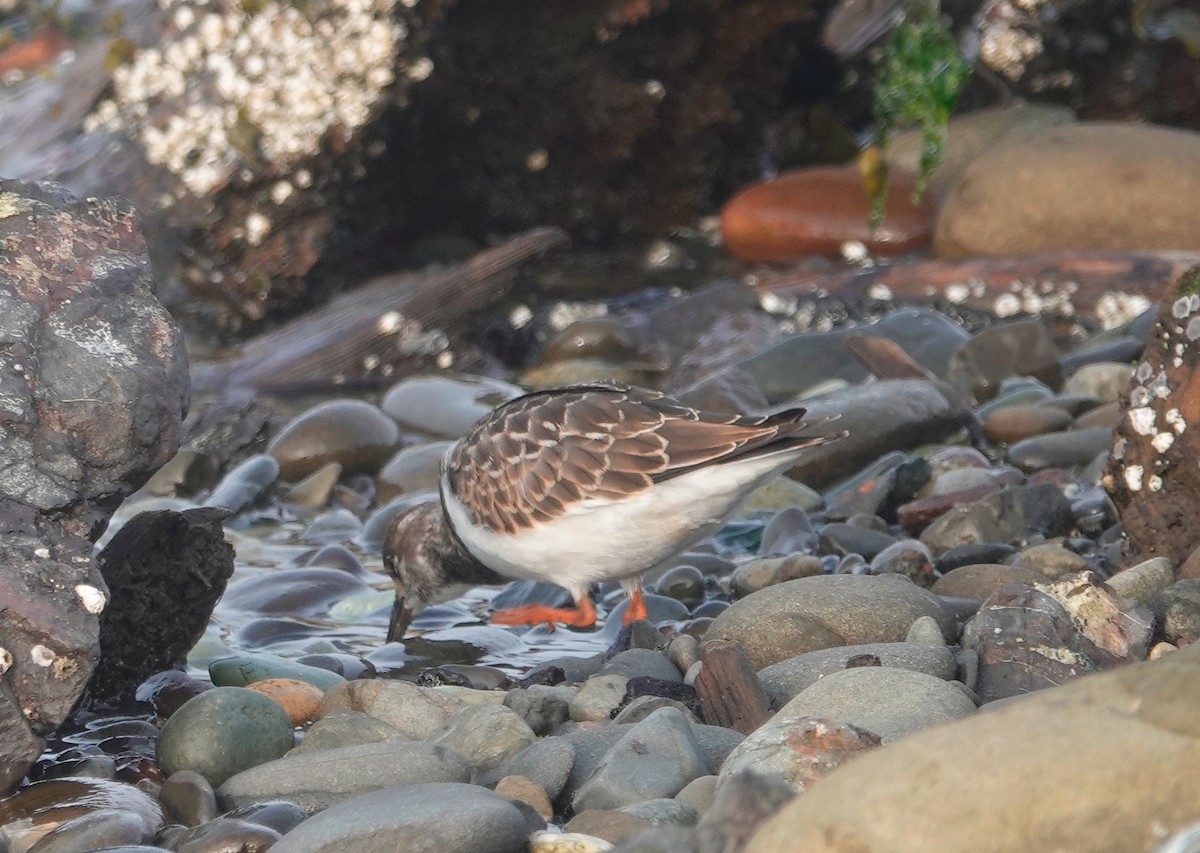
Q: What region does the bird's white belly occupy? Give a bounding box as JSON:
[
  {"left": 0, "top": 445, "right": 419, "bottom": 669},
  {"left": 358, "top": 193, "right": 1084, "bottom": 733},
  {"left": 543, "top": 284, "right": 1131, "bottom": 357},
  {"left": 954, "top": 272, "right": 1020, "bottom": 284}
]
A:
[{"left": 441, "top": 450, "right": 800, "bottom": 598}]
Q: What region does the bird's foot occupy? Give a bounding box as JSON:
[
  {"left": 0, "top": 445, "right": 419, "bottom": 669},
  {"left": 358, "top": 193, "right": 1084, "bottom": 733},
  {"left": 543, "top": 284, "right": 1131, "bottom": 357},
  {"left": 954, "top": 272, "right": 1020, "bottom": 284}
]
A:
[
  {"left": 491, "top": 596, "right": 597, "bottom": 629},
  {"left": 622, "top": 585, "right": 647, "bottom": 624}
]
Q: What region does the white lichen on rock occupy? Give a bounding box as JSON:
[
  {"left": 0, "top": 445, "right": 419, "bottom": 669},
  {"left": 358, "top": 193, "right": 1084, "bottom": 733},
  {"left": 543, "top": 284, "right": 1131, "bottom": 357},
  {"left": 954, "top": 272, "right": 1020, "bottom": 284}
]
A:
[
  {"left": 87, "top": 0, "right": 405, "bottom": 196},
  {"left": 1095, "top": 292, "right": 1153, "bottom": 331}
]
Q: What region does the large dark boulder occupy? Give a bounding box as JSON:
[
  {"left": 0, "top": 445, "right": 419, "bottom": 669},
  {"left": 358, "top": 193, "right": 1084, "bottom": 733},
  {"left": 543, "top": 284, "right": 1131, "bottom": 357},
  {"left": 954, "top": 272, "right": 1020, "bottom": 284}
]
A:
[{"left": 0, "top": 178, "right": 189, "bottom": 791}]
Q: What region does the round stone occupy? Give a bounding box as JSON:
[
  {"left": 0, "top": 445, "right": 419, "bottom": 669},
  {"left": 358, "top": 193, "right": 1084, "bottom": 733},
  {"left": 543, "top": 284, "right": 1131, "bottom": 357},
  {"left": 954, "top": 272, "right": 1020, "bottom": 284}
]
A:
[
  {"left": 720, "top": 165, "right": 934, "bottom": 261},
  {"left": 267, "top": 399, "right": 400, "bottom": 482},
  {"left": 157, "top": 687, "right": 295, "bottom": 787},
  {"left": 380, "top": 375, "right": 522, "bottom": 439}
]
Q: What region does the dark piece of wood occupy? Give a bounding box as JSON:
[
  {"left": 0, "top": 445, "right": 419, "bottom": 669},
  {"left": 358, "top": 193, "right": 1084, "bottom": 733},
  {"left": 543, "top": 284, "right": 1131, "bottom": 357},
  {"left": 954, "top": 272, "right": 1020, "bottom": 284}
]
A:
[
  {"left": 694, "top": 638, "right": 772, "bottom": 735},
  {"left": 755, "top": 250, "right": 1200, "bottom": 323},
  {"left": 191, "top": 226, "right": 568, "bottom": 394},
  {"left": 1106, "top": 265, "right": 1200, "bottom": 569}
]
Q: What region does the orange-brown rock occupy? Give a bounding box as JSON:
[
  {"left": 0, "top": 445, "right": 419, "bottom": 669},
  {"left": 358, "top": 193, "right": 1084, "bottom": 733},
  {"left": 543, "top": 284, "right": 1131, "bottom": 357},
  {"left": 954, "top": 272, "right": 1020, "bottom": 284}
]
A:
[
  {"left": 246, "top": 678, "right": 324, "bottom": 726},
  {"left": 983, "top": 404, "right": 1073, "bottom": 443},
  {"left": 720, "top": 166, "right": 934, "bottom": 262}
]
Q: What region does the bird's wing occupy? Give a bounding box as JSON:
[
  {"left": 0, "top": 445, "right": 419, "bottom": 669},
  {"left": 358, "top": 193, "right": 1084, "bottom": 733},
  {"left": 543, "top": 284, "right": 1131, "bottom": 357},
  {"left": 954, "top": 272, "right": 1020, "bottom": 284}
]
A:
[{"left": 445, "top": 384, "right": 829, "bottom": 535}]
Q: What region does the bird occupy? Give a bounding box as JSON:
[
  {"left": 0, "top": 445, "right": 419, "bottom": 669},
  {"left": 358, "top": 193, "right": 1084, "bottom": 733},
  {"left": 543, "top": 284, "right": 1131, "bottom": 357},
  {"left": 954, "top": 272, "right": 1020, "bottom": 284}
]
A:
[{"left": 382, "top": 382, "right": 844, "bottom": 641}]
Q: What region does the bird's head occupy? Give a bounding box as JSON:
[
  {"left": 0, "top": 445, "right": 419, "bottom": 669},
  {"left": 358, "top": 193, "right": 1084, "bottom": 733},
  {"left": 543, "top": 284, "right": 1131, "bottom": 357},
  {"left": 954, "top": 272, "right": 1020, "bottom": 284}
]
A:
[
  {"left": 382, "top": 501, "right": 454, "bottom": 642},
  {"left": 381, "top": 500, "right": 504, "bottom": 642}
]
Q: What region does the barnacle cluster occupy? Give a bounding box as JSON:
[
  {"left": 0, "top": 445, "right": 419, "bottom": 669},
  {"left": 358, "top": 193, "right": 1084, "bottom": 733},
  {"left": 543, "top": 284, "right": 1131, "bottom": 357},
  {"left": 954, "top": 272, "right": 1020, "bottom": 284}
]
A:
[
  {"left": 87, "top": 0, "right": 409, "bottom": 197},
  {"left": 974, "top": 0, "right": 1048, "bottom": 81}
]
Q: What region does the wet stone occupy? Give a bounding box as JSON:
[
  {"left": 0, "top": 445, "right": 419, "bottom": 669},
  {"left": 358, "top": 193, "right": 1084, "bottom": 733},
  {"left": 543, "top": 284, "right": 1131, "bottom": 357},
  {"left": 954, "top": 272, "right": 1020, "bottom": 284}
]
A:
[
  {"left": 720, "top": 165, "right": 934, "bottom": 261},
  {"left": 246, "top": 678, "right": 325, "bottom": 726},
  {"left": 375, "top": 442, "right": 453, "bottom": 503},
  {"left": 381, "top": 374, "right": 523, "bottom": 439},
  {"left": 267, "top": 400, "right": 400, "bottom": 482},
  {"left": 982, "top": 404, "right": 1073, "bottom": 443},
  {"left": 930, "top": 564, "right": 1044, "bottom": 601},
  {"left": 1061, "top": 362, "right": 1133, "bottom": 402},
  {"left": 651, "top": 566, "right": 706, "bottom": 608},
  {"left": 1006, "top": 426, "right": 1113, "bottom": 473},
  {"left": 429, "top": 704, "right": 536, "bottom": 776},
  {"left": 729, "top": 549, "right": 825, "bottom": 597},
  {"left": 599, "top": 650, "right": 681, "bottom": 683},
  {"left": 572, "top": 709, "right": 708, "bottom": 812},
  {"left": 170, "top": 817, "right": 282, "bottom": 853},
  {"left": 818, "top": 523, "right": 898, "bottom": 561},
  {"left": 948, "top": 318, "right": 1062, "bottom": 402},
  {"left": 318, "top": 679, "right": 463, "bottom": 739},
  {"left": 158, "top": 770, "right": 217, "bottom": 826},
  {"left": 1151, "top": 580, "right": 1200, "bottom": 646},
  {"left": 24, "top": 808, "right": 149, "bottom": 853},
  {"left": 210, "top": 654, "right": 346, "bottom": 692},
  {"left": 708, "top": 574, "right": 956, "bottom": 670},
  {"left": 156, "top": 687, "right": 295, "bottom": 787},
  {"left": 757, "top": 642, "right": 958, "bottom": 706},
  {"left": 758, "top": 508, "right": 819, "bottom": 557},
  {"left": 1010, "top": 542, "right": 1094, "bottom": 580},
  {"left": 919, "top": 484, "right": 1074, "bottom": 556},
  {"left": 267, "top": 783, "right": 530, "bottom": 853},
  {"left": 0, "top": 778, "right": 164, "bottom": 851},
  {"left": 495, "top": 774, "right": 554, "bottom": 821},
  {"left": 216, "top": 741, "right": 471, "bottom": 815},
  {"left": 868, "top": 540, "right": 937, "bottom": 588},
  {"left": 570, "top": 675, "right": 630, "bottom": 723},
  {"left": 718, "top": 714, "right": 880, "bottom": 793},
  {"left": 477, "top": 737, "right": 575, "bottom": 799},
  {"left": 503, "top": 685, "right": 575, "bottom": 736},
  {"left": 618, "top": 798, "right": 699, "bottom": 827}
]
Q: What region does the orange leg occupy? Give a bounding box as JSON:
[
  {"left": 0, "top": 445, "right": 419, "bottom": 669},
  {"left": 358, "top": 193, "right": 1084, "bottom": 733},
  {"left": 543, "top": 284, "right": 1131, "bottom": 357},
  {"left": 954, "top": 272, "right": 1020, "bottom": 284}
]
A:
[
  {"left": 491, "top": 594, "right": 597, "bottom": 629},
  {"left": 622, "top": 583, "right": 647, "bottom": 624}
]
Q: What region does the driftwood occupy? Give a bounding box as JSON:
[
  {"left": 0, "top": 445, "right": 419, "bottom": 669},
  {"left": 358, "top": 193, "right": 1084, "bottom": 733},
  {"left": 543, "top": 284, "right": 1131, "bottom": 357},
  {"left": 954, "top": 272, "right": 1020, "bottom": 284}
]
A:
[
  {"left": 1106, "top": 265, "right": 1200, "bottom": 570},
  {"left": 754, "top": 250, "right": 1200, "bottom": 324},
  {"left": 191, "top": 227, "right": 568, "bottom": 394},
  {"left": 694, "top": 639, "right": 772, "bottom": 734}
]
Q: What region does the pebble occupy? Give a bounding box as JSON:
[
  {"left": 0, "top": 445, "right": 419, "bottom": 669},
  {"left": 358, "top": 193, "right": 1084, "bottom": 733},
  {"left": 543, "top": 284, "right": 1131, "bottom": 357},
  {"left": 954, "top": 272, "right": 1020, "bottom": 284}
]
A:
[
  {"left": 884, "top": 103, "right": 1076, "bottom": 201},
  {"left": 650, "top": 565, "right": 706, "bottom": 607},
  {"left": 246, "top": 678, "right": 324, "bottom": 725},
  {"left": 565, "top": 810, "right": 652, "bottom": 845},
  {"left": 572, "top": 709, "right": 708, "bottom": 812},
  {"left": 618, "top": 798, "right": 699, "bottom": 827},
  {"left": 905, "top": 616, "right": 946, "bottom": 646},
  {"left": 707, "top": 574, "right": 955, "bottom": 669},
  {"left": 1107, "top": 557, "right": 1176, "bottom": 604},
  {"left": 380, "top": 374, "right": 523, "bottom": 438},
  {"left": 216, "top": 740, "right": 471, "bottom": 814},
  {"left": 718, "top": 714, "right": 880, "bottom": 792},
  {"left": 495, "top": 774, "right": 554, "bottom": 820},
  {"left": 477, "top": 736, "right": 576, "bottom": 798},
  {"left": 539, "top": 317, "right": 665, "bottom": 369},
  {"left": 757, "top": 642, "right": 958, "bottom": 706},
  {"left": 290, "top": 711, "right": 409, "bottom": 754},
  {"left": 375, "top": 441, "right": 453, "bottom": 503},
  {"left": 23, "top": 809, "right": 149, "bottom": 852},
  {"left": 210, "top": 654, "right": 346, "bottom": 692},
  {"left": 934, "top": 123, "right": 1200, "bottom": 257},
  {"left": 504, "top": 685, "right": 575, "bottom": 736},
  {"left": 982, "top": 404, "right": 1073, "bottom": 443},
  {"left": 741, "top": 477, "right": 823, "bottom": 513},
  {"left": 769, "top": 667, "right": 976, "bottom": 741},
  {"left": 599, "top": 650, "right": 681, "bottom": 683},
  {"left": 930, "top": 563, "right": 1044, "bottom": 601},
  {"left": 1009, "top": 542, "right": 1094, "bottom": 580},
  {"left": 748, "top": 643, "right": 1200, "bottom": 851},
  {"left": 963, "top": 573, "right": 1153, "bottom": 702},
  {"left": 674, "top": 774, "right": 717, "bottom": 813},
  {"left": 429, "top": 704, "right": 536, "bottom": 775},
  {"left": 169, "top": 817, "right": 283, "bottom": 853},
  {"left": 919, "top": 483, "right": 1074, "bottom": 555},
  {"left": 948, "top": 318, "right": 1062, "bottom": 402},
  {"left": 158, "top": 770, "right": 218, "bottom": 826},
  {"left": 731, "top": 554, "right": 823, "bottom": 597},
  {"left": 267, "top": 783, "right": 532, "bottom": 853},
  {"left": 529, "top": 830, "right": 613, "bottom": 852},
  {"left": 1006, "top": 426, "right": 1114, "bottom": 472},
  {"left": 318, "top": 679, "right": 463, "bottom": 739},
  {"left": 157, "top": 687, "right": 295, "bottom": 787},
  {"left": 1151, "top": 580, "right": 1200, "bottom": 646},
  {"left": 569, "top": 675, "right": 630, "bottom": 722},
  {"left": 720, "top": 165, "right": 934, "bottom": 261},
  {"left": 0, "top": 779, "right": 163, "bottom": 851},
  {"left": 266, "top": 399, "right": 400, "bottom": 482},
  {"left": 1061, "top": 361, "right": 1133, "bottom": 401}
]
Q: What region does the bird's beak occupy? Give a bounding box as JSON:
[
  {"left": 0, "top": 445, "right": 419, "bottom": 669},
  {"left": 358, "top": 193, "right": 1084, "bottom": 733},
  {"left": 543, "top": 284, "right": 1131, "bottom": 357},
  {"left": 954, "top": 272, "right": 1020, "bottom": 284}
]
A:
[{"left": 387, "top": 596, "right": 415, "bottom": 643}]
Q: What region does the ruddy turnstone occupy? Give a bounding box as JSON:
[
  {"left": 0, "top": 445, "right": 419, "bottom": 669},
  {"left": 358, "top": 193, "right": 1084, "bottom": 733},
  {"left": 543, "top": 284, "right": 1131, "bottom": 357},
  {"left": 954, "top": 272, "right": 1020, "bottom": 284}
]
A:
[{"left": 383, "top": 382, "right": 843, "bottom": 640}]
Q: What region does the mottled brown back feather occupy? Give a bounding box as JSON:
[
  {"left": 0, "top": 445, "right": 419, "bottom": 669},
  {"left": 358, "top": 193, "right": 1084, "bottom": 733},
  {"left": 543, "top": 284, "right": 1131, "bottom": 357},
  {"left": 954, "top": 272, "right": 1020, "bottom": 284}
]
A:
[{"left": 446, "top": 383, "right": 835, "bottom": 534}]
